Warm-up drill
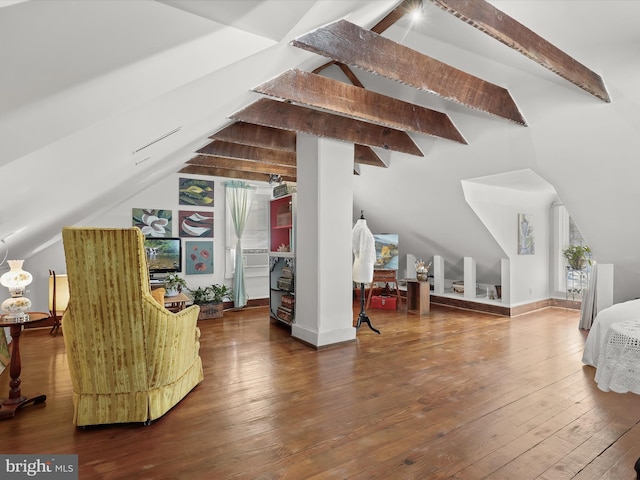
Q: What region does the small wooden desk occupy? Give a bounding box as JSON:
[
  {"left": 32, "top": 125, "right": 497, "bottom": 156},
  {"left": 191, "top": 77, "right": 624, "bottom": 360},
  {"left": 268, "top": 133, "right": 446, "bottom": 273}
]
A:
[
  {"left": 164, "top": 292, "right": 191, "bottom": 312},
  {"left": 406, "top": 280, "right": 430, "bottom": 315}
]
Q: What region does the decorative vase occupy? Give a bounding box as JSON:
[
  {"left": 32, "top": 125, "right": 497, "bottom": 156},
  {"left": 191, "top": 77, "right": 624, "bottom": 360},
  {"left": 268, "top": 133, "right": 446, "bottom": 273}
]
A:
[
  {"left": 1, "top": 296, "right": 32, "bottom": 318},
  {"left": 165, "top": 287, "right": 179, "bottom": 297},
  {"left": 416, "top": 271, "right": 428, "bottom": 282}
]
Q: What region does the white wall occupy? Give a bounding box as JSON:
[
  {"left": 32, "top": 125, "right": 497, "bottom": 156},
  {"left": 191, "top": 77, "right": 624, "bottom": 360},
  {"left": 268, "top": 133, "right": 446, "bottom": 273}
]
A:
[
  {"left": 462, "top": 171, "right": 559, "bottom": 306},
  {"left": 25, "top": 173, "right": 270, "bottom": 312}
]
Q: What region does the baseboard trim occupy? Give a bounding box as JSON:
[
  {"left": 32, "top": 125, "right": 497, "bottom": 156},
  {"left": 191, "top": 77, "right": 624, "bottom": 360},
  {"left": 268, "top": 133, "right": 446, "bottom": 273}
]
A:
[{"left": 430, "top": 296, "right": 581, "bottom": 317}]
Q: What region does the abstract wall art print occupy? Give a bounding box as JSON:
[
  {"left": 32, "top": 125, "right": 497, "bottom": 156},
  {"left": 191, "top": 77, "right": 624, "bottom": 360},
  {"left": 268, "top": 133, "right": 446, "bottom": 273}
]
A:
[
  {"left": 185, "top": 240, "right": 214, "bottom": 275},
  {"left": 132, "top": 208, "right": 172, "bottom": 238},
  {"left": 179, "top": 178, "right": 214, "bottom": 206},
  {"left": 179, "top": 210, "right": 213, "bottom": 238}
]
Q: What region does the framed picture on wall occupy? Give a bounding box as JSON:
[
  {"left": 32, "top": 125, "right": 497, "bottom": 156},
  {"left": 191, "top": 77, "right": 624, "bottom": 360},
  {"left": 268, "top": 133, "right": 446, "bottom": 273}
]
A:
[
  {"left": 179, "top": 210, "right": 213, "bottom": 238},
  {"left": 518, "top": 213, "right": 535, "bottom": 255},
  {"left": 132, "top": 208, "right": 172, "bottom": 238},
  {"left": 179, "top": 178, "right": 214, "bottom": 206},
  {"left": 185, "top": 240, "right": 214, "bottom": 275}
]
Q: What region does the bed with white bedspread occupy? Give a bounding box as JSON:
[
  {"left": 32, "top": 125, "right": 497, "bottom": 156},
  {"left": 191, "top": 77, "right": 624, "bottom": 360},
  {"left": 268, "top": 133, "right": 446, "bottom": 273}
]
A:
[{"left": 582, "top": 298, "right": 640, "bottom": 367}]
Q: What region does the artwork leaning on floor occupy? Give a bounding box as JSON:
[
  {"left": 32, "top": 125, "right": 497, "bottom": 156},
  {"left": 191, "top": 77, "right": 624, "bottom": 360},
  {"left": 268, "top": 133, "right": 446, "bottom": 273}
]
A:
[{"left": 518, "top": 213, "right": 535, "bottom": 255}]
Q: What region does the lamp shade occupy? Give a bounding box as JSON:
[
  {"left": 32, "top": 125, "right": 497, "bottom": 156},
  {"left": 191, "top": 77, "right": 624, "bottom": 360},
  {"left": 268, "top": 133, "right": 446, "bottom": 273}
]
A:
[
  {"left": 0, "top": 260, "right": 33, "bottom": 293},
  {"left": 1, "top": 260, "right": 32, "bottom": 319},
  {"left": 48, "top": 273, "right": 70, "bottom": 315}
]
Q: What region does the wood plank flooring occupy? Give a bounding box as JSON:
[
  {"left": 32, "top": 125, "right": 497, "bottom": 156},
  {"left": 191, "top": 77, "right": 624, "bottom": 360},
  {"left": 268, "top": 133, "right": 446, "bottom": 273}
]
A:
[{"left": 1, "top": 304, "right": 639, "bottom": 479}]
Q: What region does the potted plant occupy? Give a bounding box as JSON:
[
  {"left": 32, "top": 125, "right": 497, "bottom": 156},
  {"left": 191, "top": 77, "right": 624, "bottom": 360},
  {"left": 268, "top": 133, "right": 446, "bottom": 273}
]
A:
[
  {"left": 562, "top": 245, "right": 592, "bottom": 270},
  {"left": 209, "top": 284, "right": 232, "bottom": 304},
  {"left": 187, "top": 283, "right": 233, "bottom": 320},
  {"left": 163, "top": 273, "right": 187, "bottom": 297}
]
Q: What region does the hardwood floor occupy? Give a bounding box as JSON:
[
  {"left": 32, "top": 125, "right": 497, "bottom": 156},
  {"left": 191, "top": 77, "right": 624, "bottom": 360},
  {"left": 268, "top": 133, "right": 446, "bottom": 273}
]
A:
[{"left": 1, "top": 304, "right": 639, "bottom": 479}]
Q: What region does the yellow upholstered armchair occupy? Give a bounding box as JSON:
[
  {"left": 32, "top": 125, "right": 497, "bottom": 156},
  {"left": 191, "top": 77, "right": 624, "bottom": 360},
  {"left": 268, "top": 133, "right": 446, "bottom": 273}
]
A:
[{"left": 61, "top": 227, "right": 203, "bottom": 426}]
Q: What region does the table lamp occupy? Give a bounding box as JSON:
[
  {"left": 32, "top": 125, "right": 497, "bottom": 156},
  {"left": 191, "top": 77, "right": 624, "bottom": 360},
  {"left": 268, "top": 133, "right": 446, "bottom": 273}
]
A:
[
  {"left": 0, "top": 260, "right": 33, "bottom": 321},
  {"left": 48, "top": 270, "right": 69, "bottom": 335}
]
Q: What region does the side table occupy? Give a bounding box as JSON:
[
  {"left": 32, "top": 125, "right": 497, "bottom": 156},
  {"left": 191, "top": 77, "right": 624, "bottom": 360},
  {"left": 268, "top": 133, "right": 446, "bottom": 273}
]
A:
[
  {"left": 0, "top": 313, "right": 47, "bottom": 420},
  {"left": 164, "top": 292, "right": 191, "bottom": 312},
  {"left": 406, "top": 280, "right": 430, "bottom": 315}
]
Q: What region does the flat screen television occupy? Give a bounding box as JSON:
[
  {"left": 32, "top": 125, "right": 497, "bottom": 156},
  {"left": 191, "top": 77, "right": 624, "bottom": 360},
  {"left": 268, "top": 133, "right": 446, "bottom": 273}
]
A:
[{"left": 144, "top": 237, "right": 182, "bottom": 276}]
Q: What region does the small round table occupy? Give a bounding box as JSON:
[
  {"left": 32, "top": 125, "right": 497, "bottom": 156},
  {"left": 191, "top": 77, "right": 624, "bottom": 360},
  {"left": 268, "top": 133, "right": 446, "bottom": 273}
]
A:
[
  {"left": 0, "top": 313, "right": 47, "bottom": 420},
  {"left": 595, "top": 319, "right": 640, "bottom": 394}
]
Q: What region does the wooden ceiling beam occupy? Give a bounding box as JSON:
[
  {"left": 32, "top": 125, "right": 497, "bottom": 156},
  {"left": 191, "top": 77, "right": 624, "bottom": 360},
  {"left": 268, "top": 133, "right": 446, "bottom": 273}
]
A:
[
  {"left": 179, "top": 165, "right": 296, "bottom": 183},
  {"left": 313, "top": 0, "right": 419, "bottom": 79},
  {"left": 188, "top": 155, "right": 296, "bottom": 177},
  {"left": 291, "top": 19, "right": 527, "bottom": 125},
  {"left": 254, "top": 68, "right": 466, "bottom": 144},
  {"left": 354, "top": 144, "right": 388, "bottom": 167},
  {"left": 210, "top": 121, "right": 296, "bottom": 152},
  {"left": 229, "top": 98, "right": 424, "bottom": 157},
  {"left": 197, "top": 140, "right": 296, "bottom": 167},
  {"left": 428, "top": 0, "right": 610, "bottom": 102},
  {"left": 371, "top": 0, "right": 422, "bottom": 34}
]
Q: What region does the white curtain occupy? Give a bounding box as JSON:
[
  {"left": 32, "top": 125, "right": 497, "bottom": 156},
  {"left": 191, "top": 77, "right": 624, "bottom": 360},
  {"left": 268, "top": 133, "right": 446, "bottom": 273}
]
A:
[
  {"left": 579, "top": 263, "right": 598, "bottom": 329},
  {"left": 225, "top": 181, "right": 256, "bottom": 308}
]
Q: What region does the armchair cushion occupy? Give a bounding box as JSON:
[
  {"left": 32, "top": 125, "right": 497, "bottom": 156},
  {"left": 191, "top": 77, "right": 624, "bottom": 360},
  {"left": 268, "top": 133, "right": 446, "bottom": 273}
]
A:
[{"left": 151, "top": 287, "right": 165, "bottom": 306}]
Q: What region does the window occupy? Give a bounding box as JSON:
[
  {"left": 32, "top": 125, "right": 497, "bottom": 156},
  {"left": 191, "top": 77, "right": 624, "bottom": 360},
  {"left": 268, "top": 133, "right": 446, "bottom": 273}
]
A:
[
  {"left": 224, "top": 187, "right": 271, "bottom": 279},
  {"left": 551, "top": 203, "right": 592, "bottom": 299}
]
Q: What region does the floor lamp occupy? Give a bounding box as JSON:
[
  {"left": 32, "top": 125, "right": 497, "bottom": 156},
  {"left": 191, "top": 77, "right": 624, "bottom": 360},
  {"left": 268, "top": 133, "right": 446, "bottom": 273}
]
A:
[{"left": 48, "top": 270, "right": 69, "bottom": 336}]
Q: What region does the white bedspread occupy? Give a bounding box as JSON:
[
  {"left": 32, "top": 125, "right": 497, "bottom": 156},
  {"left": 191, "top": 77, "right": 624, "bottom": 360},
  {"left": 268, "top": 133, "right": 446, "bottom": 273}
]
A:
[{"left": 582, "top": 298, "right": 640, "bottom": 367}]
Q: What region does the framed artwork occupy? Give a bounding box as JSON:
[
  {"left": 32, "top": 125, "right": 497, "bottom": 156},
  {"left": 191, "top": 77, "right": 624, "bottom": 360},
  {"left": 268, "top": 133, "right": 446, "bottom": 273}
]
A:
[
  {"left": 132, "top": 208, "right": 172, "bottom": 238},
  {"left": 518, "top": 213, "right": 535, "bottom": 255},
  {"left": 373, "top": 233, "right": 399, "bottom": 269},
  {"left": 179, "top": 210, "right": 214, "bottom": 238},
  {"left": 179, "top": 178, "right": 214, "bottom": 206},
  {"left": 185, "top": 240, "right": 214, "bottom": 275}
]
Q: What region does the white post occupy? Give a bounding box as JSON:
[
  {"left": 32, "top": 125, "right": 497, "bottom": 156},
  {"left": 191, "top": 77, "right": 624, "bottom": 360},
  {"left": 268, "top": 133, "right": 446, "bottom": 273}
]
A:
[
  {"left": 464, "top": 256, "right": 476, "bottom": 299},
  {"left": 292, "top": 134, "right": 356, "bottom": 347},
  {"left": 500, "top": 258, "right": 510, "bottom": 304},
  {"left": 433, "top": 255, "right": 445, "bottom": 295}
]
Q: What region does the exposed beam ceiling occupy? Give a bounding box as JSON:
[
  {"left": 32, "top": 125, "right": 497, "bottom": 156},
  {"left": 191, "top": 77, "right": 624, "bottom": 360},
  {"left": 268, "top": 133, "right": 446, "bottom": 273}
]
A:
[
  {"left": 210, "top": 121, "right": 296, "bottom": 152},
  {"left": 183, "top": 1, "right": 608, "bottom": 182},
  {"left": 253, "top": 68, "right": 467, "bottom": 144},
  {"left": 188, "top": 154, "right": 296, "bottom": 178},
  {"left": 355, "top": 144, "right": 388, "bottom": 168},
  {"left": 291, "top": 19, "right": 527, "bottom": 125},
  {"left": 198, "top": 140, "right": 296, "bottom": 167},
  {"left": 428, "top": 0, "right": 610, "bottom": 102},
  {"left": 229, "top": 98, "right": 424, "bottom": 156},
  {"left": 194, "top": 122, "right": 390, "bottom": 180}
]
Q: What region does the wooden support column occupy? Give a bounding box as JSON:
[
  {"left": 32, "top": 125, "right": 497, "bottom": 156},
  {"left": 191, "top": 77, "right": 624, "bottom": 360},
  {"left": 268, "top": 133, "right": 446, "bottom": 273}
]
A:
[{"left": 292, "top": 134, "right": 356, "bottom": 347}]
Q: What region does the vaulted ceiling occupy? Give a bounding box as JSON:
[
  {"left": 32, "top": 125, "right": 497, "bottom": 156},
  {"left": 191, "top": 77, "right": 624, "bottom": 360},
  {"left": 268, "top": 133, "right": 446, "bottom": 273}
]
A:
[
  {"left": 3, "top": 0, "right": 640, "bottom": 304},
  {"left": 180, "top": 0, "right": 608, "bottom": 183}
]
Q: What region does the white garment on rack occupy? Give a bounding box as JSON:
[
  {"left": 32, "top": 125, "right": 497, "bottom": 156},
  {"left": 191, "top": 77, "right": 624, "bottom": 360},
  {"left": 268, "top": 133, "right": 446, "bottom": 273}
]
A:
[{"left": 352, "top": 219, "right": 376, "bottom": 283}]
